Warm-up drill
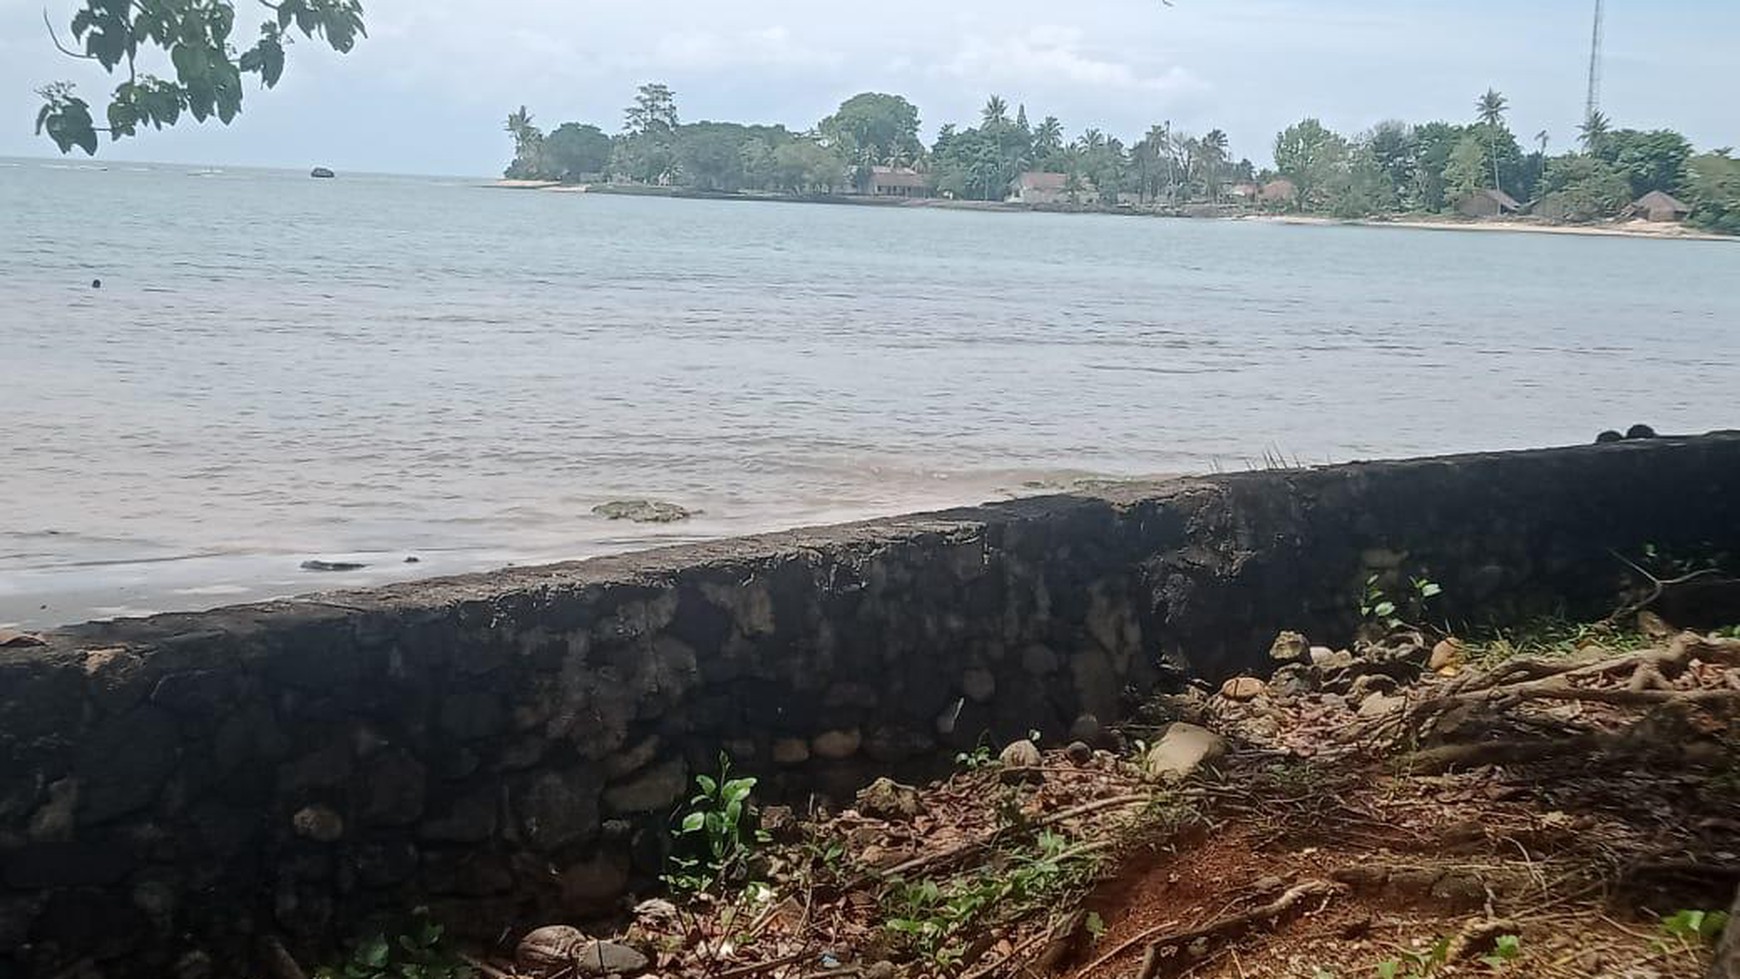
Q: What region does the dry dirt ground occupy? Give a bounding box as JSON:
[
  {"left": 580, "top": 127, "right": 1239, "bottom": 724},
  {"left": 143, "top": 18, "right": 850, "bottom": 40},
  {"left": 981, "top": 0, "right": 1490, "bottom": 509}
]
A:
[{"left": 482, "top": 621, "right": 1740, "bottom": 979}]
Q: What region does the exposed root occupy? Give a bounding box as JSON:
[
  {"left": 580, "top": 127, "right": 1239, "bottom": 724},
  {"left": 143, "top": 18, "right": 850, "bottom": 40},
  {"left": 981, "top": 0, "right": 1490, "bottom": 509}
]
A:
[{"left": 1080, "top": 879, "right": 1337, "bottom": 978}]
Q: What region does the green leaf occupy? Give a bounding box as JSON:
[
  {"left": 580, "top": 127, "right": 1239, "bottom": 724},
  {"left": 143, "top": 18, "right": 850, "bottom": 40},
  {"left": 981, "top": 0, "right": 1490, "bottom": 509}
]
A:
[
  {"left": 695, "top": 774, "right": 718, "bottom": 797},
  {"left": 723, "top": 779, "right": 753, "bottom": 806},
  {"left": 679, "top": 811, "right": 706, "bottom": 834},
  {"left": 1374, "top": 601, "right": 1397, "bottom": 618},
  {"left": 356, "top": 935, "right": 391, "bottom": 969},
  {"left": 1375, "top": 962, "right": 1399, "bottom": 979}
]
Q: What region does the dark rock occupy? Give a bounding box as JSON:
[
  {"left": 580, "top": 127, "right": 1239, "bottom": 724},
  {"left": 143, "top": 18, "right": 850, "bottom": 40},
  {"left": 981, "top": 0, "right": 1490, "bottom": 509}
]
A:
[
  {"left": 1065, "top": 741, "right": 1094, "bottom": 765},
  {"left": 960, "top": 668, "right": 996, "bottom": 703},
  {"left": 440, "top": 692, "right": 506, "bottom": 741},
  {"left": 350, "top": 841, "right": 420, "bottom": 888},
  {"left": 602, "top": 757, "right": 687, "bottom": 813},
  {"left": 291, "top": 805, "right": 345, "bottom": 843},
  {"left": 0, "top": 895, "right": 41, "bottom": 951},
  {"left": 420, "top": 789, "right": 499, "bottom": 843},
  {"left": 602, "top": 735, "right": 662, "bottom": 780},
  {"left": 299, "top": 559, "right": 366, "bottom": 572},
  {"left": 516, "top": 766, "right": 602, "bottom": 851},
  {"left": 1596, "top": 429, "right": 1623, "bottom": 443},
  {"left": 2, "top": 841, "right": 137, "bottom": 888},
  {"left": 359, "top": 751, "right": 426, "bottom": 827},
  {"left": 0, "top": 629, "right": 46, "bottom": 648},
  {"left": 572, "top": 940, "right": 650, "bottom": 976},
  {"left": 277, "top": 737, "right": 354, "bottom": 793},
  {"left": 76, "top": 707, "right": 180, "bottom": 825},
  {"left": 1625, "top": 424, "right": 1657, "bottom": 439},
  {"left": 1067, "top": 713, "right": 1104, "bottom": 746},
  {"left": 28, "top": 777, "right": 79, "bottom": 841},
  {"left": 863, "top": 726, "right": 935, "bottom": 763},
  {"left": 591, "top": 499, "right": 693, "bottom": 523},
  {"left": 560, "top": 851, "right": 631, "bottom": 916},
  {"left": 855, "top": 777, "right": 922, "bottom": 821},
  {"left": 36, "top": 887, "right": 146, "bottom": 960},
  {"left": 1268, "top": 663, "right": 1316, "bottom": 698},
  {"left": 150, "top": 670, "right": 234, "bottom": 715},
  {"left": 811, "top": 728, "right": 862, "bottom": 760},
  {"left": 422, "top": 851, "right": 514, "bottom": 896}
]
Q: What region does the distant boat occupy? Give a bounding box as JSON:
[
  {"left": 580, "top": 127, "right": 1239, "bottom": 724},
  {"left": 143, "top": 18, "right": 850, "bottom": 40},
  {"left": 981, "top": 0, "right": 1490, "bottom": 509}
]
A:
[{"left": 310, "top": 166, "right": 336, "bottom": 179}]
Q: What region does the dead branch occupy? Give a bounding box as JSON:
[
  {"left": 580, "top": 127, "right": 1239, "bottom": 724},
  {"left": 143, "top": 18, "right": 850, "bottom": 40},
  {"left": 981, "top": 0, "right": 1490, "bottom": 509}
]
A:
[
  {"left": 1077, "top": 879, "right": 1337, "bottom": 976},
  {"left": 871, "top": 793, "right": 1148, "bottom": 882}
]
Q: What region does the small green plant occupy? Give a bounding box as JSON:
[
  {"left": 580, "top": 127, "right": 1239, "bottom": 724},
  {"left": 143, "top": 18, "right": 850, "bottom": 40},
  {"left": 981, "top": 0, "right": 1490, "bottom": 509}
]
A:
[
  {"left": 884, "top": 829, "right": 1097, "bottom": 967},
  {"left": 663, "top": 752, "right": 770, "bottom": 895},
  {"left": 1085, "top": 911, "right": 1107, "bottom": 941},
  {"left": 1655, "top": 908, "right": 1730, "bottom": 951},
  {"left": 315, "top": 914, "right": 471, "bottom": 979},
  {"left": 1479, "top": 933, "right": 1522, "bottom": 969},
  {"left": 955, "top": 739, "right": 997, "bottom": 771},
  {"left": 1361, "top": 574, "right": 1442, "bottom": 631},
  {"left": 1374, "top": 935, "right": 1451, "bottom": 978}
]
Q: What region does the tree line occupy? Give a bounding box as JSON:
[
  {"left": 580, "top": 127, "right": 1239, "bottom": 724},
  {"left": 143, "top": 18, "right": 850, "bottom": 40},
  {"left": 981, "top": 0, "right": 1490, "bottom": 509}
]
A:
[{"left": 505, "top": 85, "right": 1738, "bottom": 233}]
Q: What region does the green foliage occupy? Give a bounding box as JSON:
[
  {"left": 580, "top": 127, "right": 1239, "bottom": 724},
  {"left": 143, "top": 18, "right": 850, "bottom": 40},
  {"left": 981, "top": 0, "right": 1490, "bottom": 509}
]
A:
[
  {"left": 1479, "top": 933, "right": 1522, "bottom": 969},
  {"left": 1538, "top": 153, "right": 1632, "bottom": 222},
  {"left": 39, "top": 0, "right": 364, "bottom": 154},
  {"left": 954, "top": 740, "right": 997, "bottom": 771},
  {"left": 1598, "top": 128, "right": 1694, "bottom": 198},
  {"left": 1463, "top": 616, "right": 1648, "bottom": 667},
  {"left": 883, "top": 829, "right": 1095, "bottom": 967},
  {"left": 1360, "top": 574, "right": 1440, "bottom": 630},
  {"left": 1687, "top": 150, "right": 1740, "bottom": 234},
  {"left": 819, "top": 92, "right": 923, "bottom": 172},
  {"left": 1273, "top": 118, "right": 1349, "bottom": 211},
  {"left": 543, "top": 123, "right": 613, "bottom": 181},
  {"left": 1657, "top": 908, "right": 1730, "bottom": 947},
  {"left": 315, "top": 914, "right": 471, "bottom": 979},
  {"left": 664, "top": 753, "right": 769, "bottom": 895},
  {"left": 1374, "top": 934, "right": 1450, "bottom": 977}
]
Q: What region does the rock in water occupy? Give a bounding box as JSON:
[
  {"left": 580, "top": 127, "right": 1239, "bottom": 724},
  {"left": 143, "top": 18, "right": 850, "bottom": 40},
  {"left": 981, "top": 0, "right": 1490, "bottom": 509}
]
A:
[
  {"left": 591, "top": 499, "right": 694, "bottom": 523},
  {"left": 1142, "top": 723, "right": 1228, "bottom": 781},
  {"left": 300, "top": 559, "right": 366, "bottom": 572}
]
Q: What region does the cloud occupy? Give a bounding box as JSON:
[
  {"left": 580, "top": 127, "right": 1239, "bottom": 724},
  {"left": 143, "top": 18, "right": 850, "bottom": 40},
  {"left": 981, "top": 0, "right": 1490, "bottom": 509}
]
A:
[
  {"left": 937, "top": 26, "right": 1209, "bottom": 97},
  {"left": 642, "top": 26, "right": 844, "bottom": 73}
]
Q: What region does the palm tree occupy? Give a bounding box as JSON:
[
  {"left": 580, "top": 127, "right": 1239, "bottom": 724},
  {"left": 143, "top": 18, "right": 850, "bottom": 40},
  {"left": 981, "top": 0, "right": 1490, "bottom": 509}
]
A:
[
  {"left": 1475, "top": 88, "right": 1508, "bottom": 192},
  {"left": 981, "top": 95, "right": 1009, "bottom": 127},
  {"left": 1034, "top": 116, "right": 1064, "bottom": 159},
  {"left": 1578, "top": 110, "right": 1611, "bottom": 154},
  {"left": 1199, "top": 128, "right": 1230, "bottom": 202},
  {"left": 505, "top": 106, "right": 535, "bottom": 147}
]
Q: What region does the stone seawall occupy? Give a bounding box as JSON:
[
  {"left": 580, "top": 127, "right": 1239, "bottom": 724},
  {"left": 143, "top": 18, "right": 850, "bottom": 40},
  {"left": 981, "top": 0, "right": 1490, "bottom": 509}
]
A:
[{"left": 3, "top": 434, "right": 1738, "bottom": 977}]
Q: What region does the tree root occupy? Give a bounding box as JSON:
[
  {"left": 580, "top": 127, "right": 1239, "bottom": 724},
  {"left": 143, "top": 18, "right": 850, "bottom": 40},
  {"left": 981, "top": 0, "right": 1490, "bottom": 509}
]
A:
[{"left": 1079, "top": 879, "right": 1337, "bottom": 978}]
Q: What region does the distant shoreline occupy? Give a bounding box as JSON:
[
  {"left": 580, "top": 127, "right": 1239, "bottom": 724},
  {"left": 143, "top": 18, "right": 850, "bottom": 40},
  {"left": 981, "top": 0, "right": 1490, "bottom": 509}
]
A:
[{"left": 489, "top": 179, "right": 1735, "bottom": 241}]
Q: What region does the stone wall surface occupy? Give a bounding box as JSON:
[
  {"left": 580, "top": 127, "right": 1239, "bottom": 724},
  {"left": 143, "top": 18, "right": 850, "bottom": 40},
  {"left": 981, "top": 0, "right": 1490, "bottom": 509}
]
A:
[{"left": 3, "top": 434, "right": 1738, "bottom": 977}]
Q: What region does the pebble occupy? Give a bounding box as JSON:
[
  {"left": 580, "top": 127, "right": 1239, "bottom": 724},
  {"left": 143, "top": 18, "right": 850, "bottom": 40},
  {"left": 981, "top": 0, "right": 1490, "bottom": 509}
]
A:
[
  {"left": 1429, "top": 638, "right": 1464, "bottom": 672},
  {"left": 1219, "top": 676, "right": 1266, "bottom": 701},
  {"left": 1065, "top": 740, "right": 1094, "bottom": 765}
]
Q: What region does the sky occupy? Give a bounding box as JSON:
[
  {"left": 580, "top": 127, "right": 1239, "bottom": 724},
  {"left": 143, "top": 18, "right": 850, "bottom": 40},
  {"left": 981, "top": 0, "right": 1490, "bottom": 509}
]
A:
[{"left": 1, "top": 0, "right": 1736, "bottom": 176}]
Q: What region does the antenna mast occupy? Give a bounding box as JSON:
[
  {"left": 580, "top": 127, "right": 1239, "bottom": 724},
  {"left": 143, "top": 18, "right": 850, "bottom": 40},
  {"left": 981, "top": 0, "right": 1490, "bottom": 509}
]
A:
[{"left": 1585, "top": 0, "right": 1604, "bottom": 123}]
